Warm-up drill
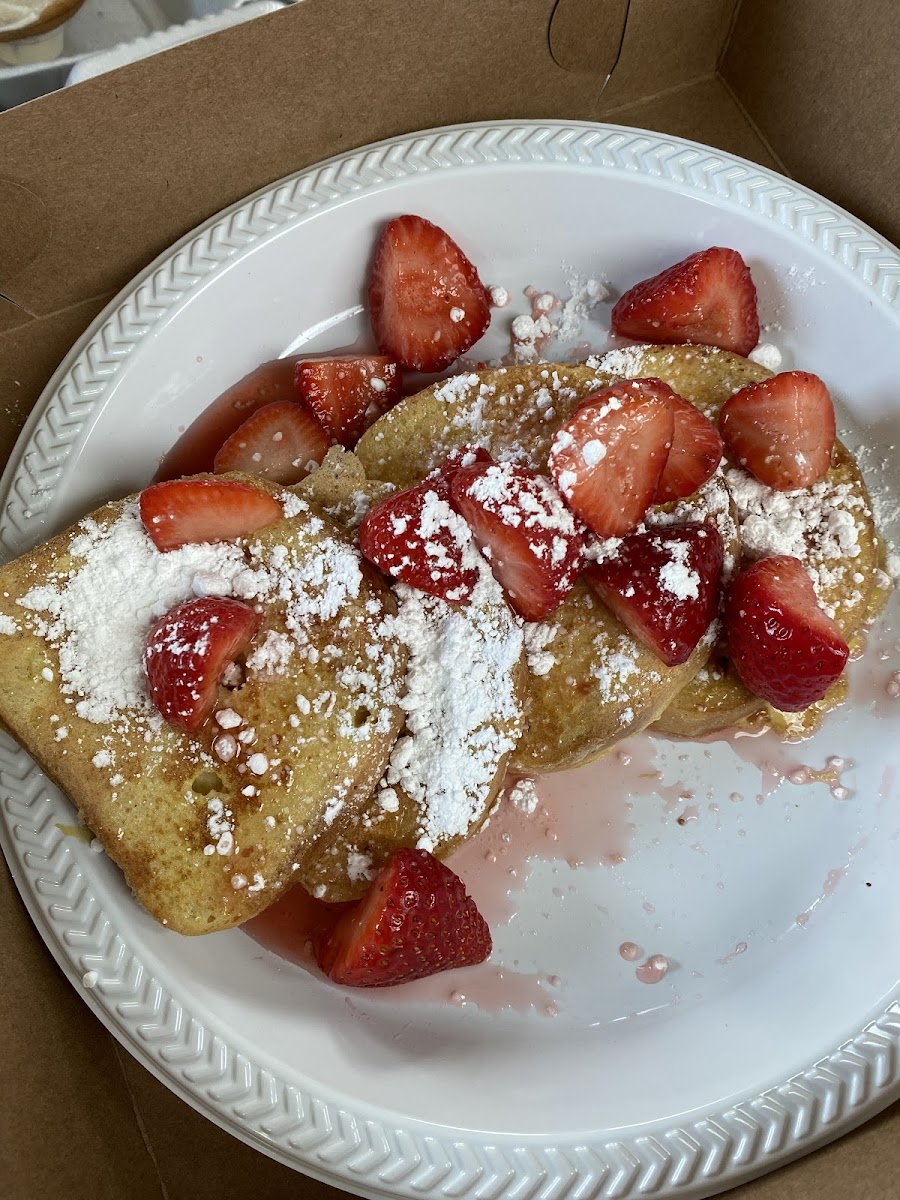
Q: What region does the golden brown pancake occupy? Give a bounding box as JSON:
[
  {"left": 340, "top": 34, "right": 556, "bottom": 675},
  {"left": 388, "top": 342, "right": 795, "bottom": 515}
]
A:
[
  {"left": 591, "top": 344, "right": 885, "bottom": 737},
  {"left": 0, "top": 476, "right": 406, "bottom": 933},
  {"left": 357, "top": 362, "right": 736, "bottom": 771}
]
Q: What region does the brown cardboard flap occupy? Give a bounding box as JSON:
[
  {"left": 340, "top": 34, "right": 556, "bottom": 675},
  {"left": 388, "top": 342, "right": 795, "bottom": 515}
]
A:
[
  {"left": 0, "top": 294, "right": 111, "bottom": 467},
  {"left": 0, "top": 864, "right": 163, "bottom": 1199},
  {"left": 0, "top": 0, "right": 738, "bottom": 320},
  {"left": 597, "top": 0, "right": 737, "bottom": 111},
  {"left": 549, "top": 0, "right": 629, "bottom": 75},
  {"left": 721, "top": 0, "right": 900, "bottom": 247},
  {"left": 0, "top": 295, "right": 29, "bottom": 334},
  {"left": 599, "top": 75, "right": 779, "bottom": 171},
  {"left": 0, "top": 179, "right": 52, "bottom": 290},
  {"left": 0, "top": 0, "right": 588, "bottom": 317}
]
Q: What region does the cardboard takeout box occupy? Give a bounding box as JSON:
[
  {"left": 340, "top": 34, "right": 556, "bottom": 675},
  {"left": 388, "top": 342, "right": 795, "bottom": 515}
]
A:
[{"left": 1, "top": 1, "right": 899, "bottom": 1196}]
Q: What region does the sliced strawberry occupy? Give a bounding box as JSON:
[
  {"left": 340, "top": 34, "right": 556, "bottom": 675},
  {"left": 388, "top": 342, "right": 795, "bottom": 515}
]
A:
[
  {"left": 724, "top": 556, "right": 849, "bottom": 710},
  {"left": 585, "top": 523, "right": 724, "bottom": 666},
  {"left": 155, "top": 356, "right": 302, "bottom": 482},
  {"left": 295, "top": 356, "right": 401, "bottom": 448},
  {"left": 548, "top": 379, "right": 675, "bottom": 538},
  {"left": 611, "top": 247, "right": 759, "bottom": 356},
  {"left": 718, "top": 371, "right": 835, "bottom": 490},
  {"left": 450, "top": 461, "right": 585, "bottom": 621},
  {"left": 358, "top": 478, "right": 478, "bottom": 603},
  {"left": 428, "top": 444, "right": 494, "bottom": 486},
  {"left": 368, "top": 215, "right": 491, "bottom": 372},
  {"left": 212, "top": 400, "right": 330, "bottom": 484},
  {"left": 315, "top": 848, "right": 491, "bottom": 987},
  {"left": 143, "top": 597, "right": 261, "bottom": 732},
  {"left": 140, "top": 478, "right": 283, "bottom": 552},
  {"left": 655, "top": 392, "right": 724, "bottom": 502}
]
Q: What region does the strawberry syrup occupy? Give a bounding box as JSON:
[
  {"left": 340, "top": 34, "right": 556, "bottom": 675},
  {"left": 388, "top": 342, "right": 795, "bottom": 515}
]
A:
[
  {"left": 155, "top": 356, "right": 304, "bottom": 481},
  {"left": 244, "top": 885, "right": 346, "bottom": 969},
  {"left": 242, "top": 741, "right": 680, "bottom": 1013},
  {"left": 242, "top": 606, "right": 898, "bottom": 1013}
]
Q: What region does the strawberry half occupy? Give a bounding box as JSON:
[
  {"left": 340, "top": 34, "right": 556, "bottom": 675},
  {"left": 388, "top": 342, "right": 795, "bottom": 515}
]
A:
[
  {"left": 368, "top": 215, "right": 491, "bottom": 372},
  {"left": 140, "top": 478, "right": 283, "bottom": 552},
  {"left": 724, "top": 555, "right": 849, "bottom": 711},
  {"left": 143, "top": 597, "right": 261, "bottom": 732},
  {"left": 718, "top": 371, "right": 835, "bottom": 490},
  {"left": 548, "top": 378, "right": 675, "bottom": 538},
  {"left": 428, "top": 444, "right": 494, "bottom": 486},
  {"left": 315, "top": 848, "right": 491, "bottom": 987},
  {"left": 655, "top": 392, "right": 723, "bottom": 502},
  {"left": 585, "top": 522, "right": 724, "bottom": 666},
  {"left": 611, "top": 247, "right": 759, "bottom": 356},
  {"left": 450, "top": 461, "right": 585, "bottom": 622},
  {"left": 358, "top": 477, "right": 479, "bottom": 603},
  {"left": 212, "top": 400, "right": 330, "bottom": 484},
  {"left": 154, "top": 356, "right": 302, "bottom": 481},
  {"left": 295, "top": 356, "right": 401, "bottom": 448}
]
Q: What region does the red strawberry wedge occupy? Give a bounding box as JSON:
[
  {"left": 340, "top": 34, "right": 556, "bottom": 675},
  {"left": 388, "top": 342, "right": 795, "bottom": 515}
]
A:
[
  {"left": 295, "top": 356, "right": 401, "bottom": 448},
  {"left": 358, "top": 478, "right": 479, "bottom": 603},
  {"left": 585, "top": 522, "right": 724, "bottom": 666},
  {"left": 212, "top": 400, "right": 330, "bottom": 484},
  {"left": 724, "top": 555, "right": 849, "bottom": 711},
  {"left": 548, "top": 379, "right": 675, "bottom": 538},
  {"left": 143, "top": 597, "right": 261, "bottom": 732},
  {"left": 718, "top": 371, "right": 835, "bottom": 490},
  {"left": 368, "top": 215, "right": 491, "bottom": 372},
  {"left": 611, "top": 247, "right": 759, "bottom": 356},
  {"left": 450, "top": 461, "right": 586, "bottom": 622},
  {"left": 315, "top": 848, "right": 491, "bottom": 987},
  {"left": 429, "top": 444, "right": 494, "bottom": 486},
  {"left": 154, "top": 356, "right": 302, "bottom": 481},
  {"left": 655, "top": 392, "right": 724, "bottom": 503},
  {"left": 140, "top": 478, "right": 283, "bottom": 552}
]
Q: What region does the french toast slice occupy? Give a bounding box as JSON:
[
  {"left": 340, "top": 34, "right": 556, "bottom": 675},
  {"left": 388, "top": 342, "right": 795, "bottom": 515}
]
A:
[
  {"left": 0, "top": 477, "right": 407, "bottom": 933},
  {"left": 511, "top": 472, "right": 739, "bottom": 771},
  {"left": 296, "top": 569, "right": 526, "bottom": 902},
  {"left": 356, "top": 363, "right": 733, "bottom": 772},
  {"left": 355, "top": 363, "right": 616, "bottom": 484},
  {"left": 294, "top": 456, "right": 525, "bottom": 900},
  {"left": 591, "top": 344, "right": 884, "bottom": 737}
]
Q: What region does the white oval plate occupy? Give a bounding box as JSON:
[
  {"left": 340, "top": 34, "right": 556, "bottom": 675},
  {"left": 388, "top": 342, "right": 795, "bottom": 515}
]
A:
[{"left": 1, "top": 122, "right": 899, "bottom": 1200}]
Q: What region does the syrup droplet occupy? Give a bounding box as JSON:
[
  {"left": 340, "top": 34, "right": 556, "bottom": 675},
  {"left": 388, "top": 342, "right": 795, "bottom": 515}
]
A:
[{"left": 635, "top": 954, "right": 669, "bottom": 984}]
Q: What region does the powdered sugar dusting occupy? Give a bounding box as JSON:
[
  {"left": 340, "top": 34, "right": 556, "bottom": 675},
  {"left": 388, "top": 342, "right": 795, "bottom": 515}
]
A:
[
  {"left": 658, "top": 537, "right": 700, "bottom": 600},
  {"left": 382, "top": 557, "right": 523, "bottom": 852},
  {"left": 509, "top": 275, "right": 608, "bottom": 362},
  {"left": 590, "top": 345, "right": 652, "bottom": 378},
  {"left": 235, "top": 533, "right": 363, "bottom": 646},
  {"left": 434, "top": 373, "right": 482, "bottom": 407},
  {"left": 651, "top": 471, "right": 739, "bottom": 579},
  {"left": 347, "top": 851, "right": 374, "bottom": 883},
  {"left": 748, "top": 343, "right": 783, "bottom": 371},
  {"left": 524, "top": 622, "right": 558, "bottom": 676},
  {"left": 725, "top": 465, "right": 869, "bottom": 613},
  {"left": 590, "top": 635, "right": 641, "bottom": 703},
  {"left": 557, "top": 271, "right": 609, "bottom": 342},
  {"left": 465, "top": 463, "right": 580, "bottom": 542},
  {"left": 246, "top": 629, "right": 294, "bottom": 675},
  {"left": 508, "top": 777, "right": 539, "bottom": 814},
  {"left": 19, "top": 503, "right": 248, "bottom": 726}
]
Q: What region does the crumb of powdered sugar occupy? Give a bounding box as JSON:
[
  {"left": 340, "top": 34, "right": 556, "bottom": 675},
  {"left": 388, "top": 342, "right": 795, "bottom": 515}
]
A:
[{"left": 508, "top": 778, "right": 539, "bottom": 815}]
